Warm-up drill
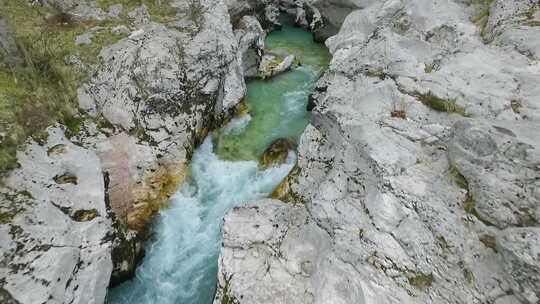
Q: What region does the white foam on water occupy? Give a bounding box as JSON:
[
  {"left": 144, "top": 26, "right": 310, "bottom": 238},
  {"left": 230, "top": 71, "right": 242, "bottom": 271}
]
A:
[
  {"left": 221, "top": 114, "right": 252, "bottom": 134},
  {"left": 108, "top": 137, "right": 295, "bottom": 304}
]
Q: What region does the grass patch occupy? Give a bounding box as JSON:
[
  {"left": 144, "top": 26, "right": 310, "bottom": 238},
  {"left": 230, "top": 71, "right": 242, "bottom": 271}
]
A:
[
  {"left": 220, "top": 274, "right": 239, "bottom": 304},
  {"left": 415, "top": 91, "right": 469, "bottom": 116},
  {"left": 62, "top": 115, "right": 86, "bottom": 137},
  {"left": 436, "top": 236, "right": 449, "bottom": 251},
  {"left": 471, "top": 9, "right": 490, "bottom": 37},
  {"left": 0, "top": 0, "right": 144, "bottom": 173}
]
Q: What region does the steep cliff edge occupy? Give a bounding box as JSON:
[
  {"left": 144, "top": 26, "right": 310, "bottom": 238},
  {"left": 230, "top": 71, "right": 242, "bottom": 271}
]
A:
[{"left": 216, "top": 0, "right": 540, "bottom": 303}]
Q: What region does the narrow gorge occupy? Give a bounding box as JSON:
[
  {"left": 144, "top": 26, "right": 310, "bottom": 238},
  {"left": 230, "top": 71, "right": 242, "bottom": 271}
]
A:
[
  {"left": 1, "top": 0, "right": 539, "bottom": 304},
  {"left": 108, "top": 16, "right": 329, "bottom": 303}
]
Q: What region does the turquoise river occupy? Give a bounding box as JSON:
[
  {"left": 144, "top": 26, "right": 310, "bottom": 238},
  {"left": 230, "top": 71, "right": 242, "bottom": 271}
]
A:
[{"left": 108, "top": 15, "right": 330, "bottom": 304}]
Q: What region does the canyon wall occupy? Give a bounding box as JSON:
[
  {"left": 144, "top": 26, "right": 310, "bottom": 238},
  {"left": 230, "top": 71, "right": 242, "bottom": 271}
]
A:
[{"left": 216, "top": 0, "right": 540, "bottom": 303}]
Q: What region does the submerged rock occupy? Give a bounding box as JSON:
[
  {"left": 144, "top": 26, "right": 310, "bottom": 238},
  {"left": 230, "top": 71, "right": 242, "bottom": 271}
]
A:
[{"left": 260, "top": 138, "right": 295, "bottom": 169}]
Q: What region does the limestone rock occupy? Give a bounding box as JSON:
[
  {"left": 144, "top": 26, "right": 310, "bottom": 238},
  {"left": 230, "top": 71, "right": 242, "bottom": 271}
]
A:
[
  {"left": 259, "top": 53, "right": 297, "bottom": 78},
  {"left": 448, "top": 119, "right": 540, "bottom": 228},
  {"left": 37, "top": 0, "right": 109, "bottom": 21},
  {"left": 111, "top": 25, "right": 130, "bottom": 35},
  {"left": 2, "top": 0, "right": 270, "bottom": 298},
  {"left": 282, "top": 0, "right": 378, "bottom": 42},
  {"left": 497, "top": 228, "right": 540, "bottom": 304},
  {"left": 127, "top": 5, "right": 150, "bottom": 26},
  {"left": 0, "top": 16, "right": 22, "bottom": 68},
  {"left": 0, "top": 127, "right": 113, "bottom": 304},
  {"left": 235, "top": 15, "right": 266, "bottom": 77},
  {"left": 484, "top": 0, "right": 540, "bottom": 60},
  {"left": 108, "top": 4, "right": 123, "bottom": 19},
  {"left": 74, "top": 26, "right": 103, "bottom": 45},
  {"left": 217, "top": 0, "right": 540, "bottom": 303},
  {"left": 76, "top": 0, "right": 251, "bottom": 235},
  {"left": 226, "top": 0, "right": 281, "bottom": 31}
]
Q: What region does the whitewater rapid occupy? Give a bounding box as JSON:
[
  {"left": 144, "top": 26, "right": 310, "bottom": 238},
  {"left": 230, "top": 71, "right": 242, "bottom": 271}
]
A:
[
  {"left": 108, "top": 131, "right": 295, "bottom": 304},
  {"left": 109, "top": 14, "right": 330, "bottom": 303}
]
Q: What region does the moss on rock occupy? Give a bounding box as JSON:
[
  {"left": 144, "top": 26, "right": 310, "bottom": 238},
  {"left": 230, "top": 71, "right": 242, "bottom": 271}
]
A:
[
  {"left": 126, "top": 162, "right": 187, "bottom": 231},
  {"left": 260, "top": 138, "right": 294, "bottom": 170},
  {"left": 271, "top": 165, "right": 300, "bottom": 203},
  {"left": 415, "top": 91, "right": 469, "bottom": 116}
]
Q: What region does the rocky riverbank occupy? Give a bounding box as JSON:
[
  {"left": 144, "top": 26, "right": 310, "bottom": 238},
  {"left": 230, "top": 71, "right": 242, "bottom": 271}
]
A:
[
  {"left": 1, "top": 0, "right": 539, "bottom": 303},
  {"left": 0, "top": 0, "right": 276, "bottom": 302},
  {"left": 215, "top": 0, "right": 540, "bottom": 303}
]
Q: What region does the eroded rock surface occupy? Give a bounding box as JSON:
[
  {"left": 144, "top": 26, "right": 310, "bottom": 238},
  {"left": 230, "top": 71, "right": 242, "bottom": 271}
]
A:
[
  {"left": 0, "top": 127, "right": 113, "bottom": 304},
  {"left": 216, "top": 0, "right": 540, "bottom": 303},
  {"left": 72, "top": 0, "right": 268, "bottom": 287},
  {"left": 259, "top": 53, "right": 296, "bottom": 78},
  {"left": 448, "top": 120, "right": 540, "bottom": 229},
  {"left": 498, "top": 228, "right": 540, "bottom": 303},
  {"left": 2, "top": 0, "right": 269, "bottom": 301},
  {"left": 0, "top": 16, "right": 22, "bottom": 68}
]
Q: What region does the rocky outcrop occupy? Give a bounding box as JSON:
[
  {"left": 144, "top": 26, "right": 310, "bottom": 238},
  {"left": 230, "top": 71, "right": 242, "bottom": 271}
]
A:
[
  {"left": 216, "top": 0, "right": 540, "bottom": 303},
  {"left": 0, "top": 16, "right": 22, "bottom": 68},
  {"left": 226, "top": 0, "right": 281, "bottom": 31},
  {"left": 483, "top": 0, "right": 540, "bottom": 60},
  {"left": 76, "top": 0, "right": 246, "bottom": 232},
  {"left": 74, "top": 0, "right": 268, "bottom": 287},
  {"left": 33, "top": 0, "right": 119, "bottom": 22},
  {"left": 236, "top": 15, "right": 266, "bottom": 77},
  {"left": 448, "top": 120, "right": 540, "bottom": 229},
  {"left": 498, "top": 228, "right": 540, "bottom": 303},
  {"left": 259, "top": 53, "right": 297, "bottom": 78},
  {"left": 282, "top": 0, "right": 378, "bottom": 42},
  {"left": 2, "top": 0, "right": 268, "bottom": 301},
  {"left": 0, "top": 127, "right": 113, "bottom": 304}
]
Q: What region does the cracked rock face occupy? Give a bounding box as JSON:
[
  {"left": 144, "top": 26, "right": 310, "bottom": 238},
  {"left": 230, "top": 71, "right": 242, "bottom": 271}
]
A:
[
  {"left": 448, "top": 120, "right": 540, "bottom": 229},
  {"left": 497, "top": 228, "right": 540, "bottom": 303},
  {"left": 0, "top": 127, "right": 113, "bottom": 304},
  {"left": 216, "top": 0, "right": 540, "bottom": 303}
]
